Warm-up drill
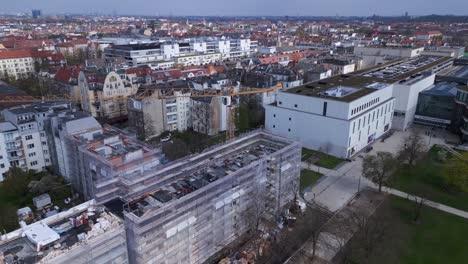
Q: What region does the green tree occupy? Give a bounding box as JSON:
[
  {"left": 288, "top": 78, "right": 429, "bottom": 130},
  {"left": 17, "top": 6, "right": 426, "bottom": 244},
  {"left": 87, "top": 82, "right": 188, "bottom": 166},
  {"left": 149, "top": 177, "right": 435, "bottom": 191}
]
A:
[
  {"left": 1, "top": 167, "right": 34, "bottom": 199},
  {"left": 0, "top": 203, "right": 19, "bottom": 232},
  {"left": 443, "top": 152, "right": 468, "bottom": 192},
  {"left": 235, "top": 104, "right": 250, "bottom": 133},
  {"left": 362, "top": 152, "right": 396, "bottom": 192}
]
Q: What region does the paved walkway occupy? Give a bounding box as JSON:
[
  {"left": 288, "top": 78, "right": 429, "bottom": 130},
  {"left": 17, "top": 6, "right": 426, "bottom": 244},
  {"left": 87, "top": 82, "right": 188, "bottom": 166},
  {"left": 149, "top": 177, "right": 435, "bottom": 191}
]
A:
[
  {"left": 302, "top": 127, "right": 462, "bottom": 213},
  {"left": 373, "top": 185, "right": 468, "bottom": 219}
]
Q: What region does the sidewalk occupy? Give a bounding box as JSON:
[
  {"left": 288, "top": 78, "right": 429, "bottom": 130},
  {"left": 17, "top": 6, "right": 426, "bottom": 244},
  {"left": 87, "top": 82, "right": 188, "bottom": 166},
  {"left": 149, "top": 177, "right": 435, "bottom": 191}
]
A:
[{"left": 372, "top": 185, "right": 468, "bottom": 219}]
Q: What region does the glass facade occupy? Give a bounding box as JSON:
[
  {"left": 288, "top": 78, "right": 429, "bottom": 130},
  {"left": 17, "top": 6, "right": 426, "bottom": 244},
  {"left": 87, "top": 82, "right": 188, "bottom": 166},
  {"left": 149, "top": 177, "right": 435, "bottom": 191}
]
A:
[{"left": 416, "top": 93, "right": 455, "bottom": 121}]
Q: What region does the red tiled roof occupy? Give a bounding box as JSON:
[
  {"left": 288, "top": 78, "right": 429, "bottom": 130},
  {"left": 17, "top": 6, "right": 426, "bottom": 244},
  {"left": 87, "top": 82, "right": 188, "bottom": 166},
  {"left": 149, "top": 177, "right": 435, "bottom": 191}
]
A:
[
  {"left": 1, "top": 39, "right": 54, "bottom": 49},
  {"left": 0, "top": 50, "right": 33, "bottom": 59},
  {"left": 125, "top": 66, "right": 152, "bottom": 77}
]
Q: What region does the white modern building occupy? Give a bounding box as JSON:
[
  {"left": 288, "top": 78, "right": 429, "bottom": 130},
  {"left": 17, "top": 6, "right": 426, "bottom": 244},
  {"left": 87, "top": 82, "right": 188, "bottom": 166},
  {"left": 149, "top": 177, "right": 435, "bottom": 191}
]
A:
[
  {"left": 358, "top": 55, "right": 453, "bottom": 130},
  {"left": 354, "top": 46, "right": 425, "bottom": 68},
  {"left": 265, "top": 56, "right": 454, "bottom": 158},
  {"left": 265, "top": 76, "right": 395, "bottom": 158},
  {"left": 104, "top": 38, "right": 256, "bottom": 66}
]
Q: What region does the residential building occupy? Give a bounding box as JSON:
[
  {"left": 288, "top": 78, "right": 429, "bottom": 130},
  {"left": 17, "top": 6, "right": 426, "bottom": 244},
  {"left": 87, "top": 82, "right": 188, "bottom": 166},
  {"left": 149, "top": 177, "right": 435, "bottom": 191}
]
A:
[
  {"left": 104, "top": 38, "right": 255, "bottom": 67},
  {"left": 1, "top": 102, "right": 72, "bottom": 173},
  {"left": 44, "top": 110, "right": 102, "bottom": 185},
  {"left": 0, "top": 50, "right": 35, "bottom": 79},
  {"left": 191, "top": 97, "right": 227, "bottom": 136},
  {"left": 78, "top": 70, "right": 139, "bottom": 122},
  {"left": 69, "top": 125, "right": 163, "bottom": 203},
  {"left": 0, "top": 122, "right": 23, "bottom": 180},
  {"left": 128, "top": 89, "right": 191, "bottom": 139}
]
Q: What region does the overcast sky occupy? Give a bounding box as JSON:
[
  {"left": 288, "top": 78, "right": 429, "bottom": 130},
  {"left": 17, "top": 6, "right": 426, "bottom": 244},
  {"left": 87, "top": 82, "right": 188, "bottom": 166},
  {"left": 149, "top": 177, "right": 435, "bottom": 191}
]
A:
[{"left": 2, "top": 0, "right": 468, "bottom": 16}]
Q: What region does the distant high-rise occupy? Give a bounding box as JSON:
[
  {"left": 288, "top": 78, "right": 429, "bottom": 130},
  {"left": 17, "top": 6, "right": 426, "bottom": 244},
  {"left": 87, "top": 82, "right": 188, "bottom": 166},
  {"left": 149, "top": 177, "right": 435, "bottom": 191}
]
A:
[
  {"left": 32, "top": 9, "right": 41, "bottom": 19},
  {"left": 405, "top": 11, "right": 409, "bottom": 17}
]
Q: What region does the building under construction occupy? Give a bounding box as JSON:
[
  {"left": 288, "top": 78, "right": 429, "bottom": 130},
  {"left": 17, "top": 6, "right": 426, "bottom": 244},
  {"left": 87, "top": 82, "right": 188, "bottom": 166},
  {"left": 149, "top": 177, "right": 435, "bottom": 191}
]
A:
[
  {"left": 0, "top": 131, "right": 301, "bottom": 264},
  {"left": 122, "top": 130, "right": 301, "bottom": 264}
]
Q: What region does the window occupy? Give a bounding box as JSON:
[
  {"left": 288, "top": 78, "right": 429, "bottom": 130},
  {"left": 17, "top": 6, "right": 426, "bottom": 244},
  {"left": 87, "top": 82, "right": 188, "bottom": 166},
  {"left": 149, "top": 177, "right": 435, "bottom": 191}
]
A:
[
  {"left": 0, "top": 164, "right": 4, "bottom": 168},
  {"left": 288, "top": 128, "right": 291, "bottom": 132},
  {"left": 289, "top": 117, "right": 292, "bottom": 121},
  {"left": 352, "top": 122, "right": 356, "bottom": 134},
  {"left": 27, "top": 144, "right": 34, "bottom": 149},
  {"left": 28, "top": 152, "right": 36, "bottom": 157},
  {"left": 30, "top": 161, "right": 38, "bottom": 166},
  {"left": 25, "top": 135, "right": 33, "bottom": 140},
  {"left": 273, "top": 125, "right": 276, "bottom": 128},
  {"left": 322, "top": 102, "right": 328, "bottom": 116},
  {"left": 45, "top": 159, "right": 50, "bottom": 163},
  {"left": 40, "top": 132, "right": 45, "bottom": 137},
  {"left": 273, "top": 114, "right": 276, "bottom": 118},
  {"left": 42, "top": 142, "right": 47, "bottom": 146},
  {"left": 294, "top": 104, "right": 298, "bottom": 108}
]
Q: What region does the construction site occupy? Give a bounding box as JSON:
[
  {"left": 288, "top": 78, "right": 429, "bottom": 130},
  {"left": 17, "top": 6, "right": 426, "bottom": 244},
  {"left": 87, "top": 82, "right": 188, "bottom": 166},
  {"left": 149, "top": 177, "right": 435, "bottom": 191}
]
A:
[
  {"left": 0, "top": 130, "right": 302, "bottom": 264},
  {"left": 0, "top": 200, "right": 128, "bottom": 264}
]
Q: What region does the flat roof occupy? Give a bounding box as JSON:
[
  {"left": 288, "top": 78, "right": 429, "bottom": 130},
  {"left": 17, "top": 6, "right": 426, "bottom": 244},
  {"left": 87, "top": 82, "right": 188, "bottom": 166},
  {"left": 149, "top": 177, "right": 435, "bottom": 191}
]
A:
[
  {"left": 285, "top": 56, "right": 453, "bottom": 102},
  {"left": 285, "top": 74, "right": 392, "bottom": 102},
  {"left": 112, "top": 43, "right": 161, "bottom": 51},
  {"left": 359, "top": 56, "right": 453, "bottom": 81}
]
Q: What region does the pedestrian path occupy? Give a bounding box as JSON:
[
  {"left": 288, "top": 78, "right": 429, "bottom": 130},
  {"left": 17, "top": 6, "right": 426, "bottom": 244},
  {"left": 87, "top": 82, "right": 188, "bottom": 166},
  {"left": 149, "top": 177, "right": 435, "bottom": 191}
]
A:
[{"left": 368, "top": 185, "right": 468, "bottom": 219}]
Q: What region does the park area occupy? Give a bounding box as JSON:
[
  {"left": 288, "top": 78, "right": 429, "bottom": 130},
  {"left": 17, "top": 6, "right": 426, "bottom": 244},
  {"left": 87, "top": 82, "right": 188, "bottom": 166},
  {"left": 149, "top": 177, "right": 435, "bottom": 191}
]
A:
[
  {"left": 360, "top": 196, "right": 468, "bottom": 264},
  {"left": 389, "top": 145, "right": 468, "bottom": 212},
  {"left": 301, "top": 148, "right": 344, "bottom": 169}
]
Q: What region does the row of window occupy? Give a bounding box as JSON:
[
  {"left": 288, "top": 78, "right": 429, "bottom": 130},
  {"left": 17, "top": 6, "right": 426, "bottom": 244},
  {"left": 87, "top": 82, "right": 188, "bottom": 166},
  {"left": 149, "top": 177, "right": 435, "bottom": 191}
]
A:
[
  {"left": 352, "top": 101, "right": 393, "bottom": 134},
  {"left": 351, "top": 97, "right": 380, "bottom": 116}
]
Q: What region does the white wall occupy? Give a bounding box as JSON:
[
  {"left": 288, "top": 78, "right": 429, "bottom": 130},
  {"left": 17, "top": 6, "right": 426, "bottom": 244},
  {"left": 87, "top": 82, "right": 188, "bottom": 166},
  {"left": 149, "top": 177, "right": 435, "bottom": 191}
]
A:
[{"left": 392, "top": 74, "right": 435, "bottom": 130}]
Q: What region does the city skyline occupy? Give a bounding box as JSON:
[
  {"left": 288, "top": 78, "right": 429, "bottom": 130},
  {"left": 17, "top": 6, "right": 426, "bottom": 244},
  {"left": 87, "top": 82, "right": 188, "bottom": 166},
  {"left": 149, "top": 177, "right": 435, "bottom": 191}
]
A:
[{"left": 2, "top": 0, "right": 468, "bottom": 17}]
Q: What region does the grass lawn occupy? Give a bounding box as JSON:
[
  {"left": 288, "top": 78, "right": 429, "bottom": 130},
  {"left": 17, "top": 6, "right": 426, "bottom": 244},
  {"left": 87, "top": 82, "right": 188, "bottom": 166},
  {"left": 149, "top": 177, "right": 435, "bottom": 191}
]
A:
[
  {"left": 301, "top": 148, "right": 344, "bottom": 169},
  {"left": 300, "top": 169, "right": 323, "bottom": 192},
  {"left": 366, "top": 196, "right": 468, "bottom": 264},
  {"left": 390, "top": 145, "right": 468, "bottom": 212}
]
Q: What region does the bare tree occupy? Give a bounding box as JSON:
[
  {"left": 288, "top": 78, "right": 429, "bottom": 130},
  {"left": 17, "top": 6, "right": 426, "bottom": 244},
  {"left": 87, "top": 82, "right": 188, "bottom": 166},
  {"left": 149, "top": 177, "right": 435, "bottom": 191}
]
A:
[
  {"left": 398, "top": 129, "right": 426, "bottom": 166},
  {"left": 331, "top": 200, "right": 391, "bottom": 264},
  {"left": 408, "top": 194, "right": 428, "bottom": 223},
  {"left": 362, "top": 152, "right": 396, "bottom": 192}
]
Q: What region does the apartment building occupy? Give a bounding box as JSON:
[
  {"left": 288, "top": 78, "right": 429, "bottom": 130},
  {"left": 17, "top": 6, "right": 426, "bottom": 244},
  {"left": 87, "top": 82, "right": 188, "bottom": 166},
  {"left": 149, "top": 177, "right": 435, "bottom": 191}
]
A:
[
  {"left": 68, "top": 126, "right": 163, "bottom": 203},
  {"left": 127, "top": 89, "right": 191, "bottom": 139},
  {"left": 44, "top": 110, "right": 102, "bottom": 185},
  {"left": 104, "top": 38, "right": 255, "bottom": 66},
  {"left": 174, "top": 53, "right": 222, "bottom": 66},
  {"left": 78, "top": 70, "right": 139, "bottom": 122},
  {"left": 0, "top": 50, "right": 35, "bottom": 79},
  {"left": 0, "top": 122, "right": 23, "bottom": 181},
  {"left": 191, "top": 97, "right": 223, "bottom": 136}
]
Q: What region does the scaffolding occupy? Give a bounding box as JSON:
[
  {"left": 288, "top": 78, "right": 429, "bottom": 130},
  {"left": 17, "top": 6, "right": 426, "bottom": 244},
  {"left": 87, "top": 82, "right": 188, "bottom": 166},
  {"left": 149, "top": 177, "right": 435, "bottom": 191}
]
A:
[{"left": 122, "top": 131, "right": 301, "bottom": 264}]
